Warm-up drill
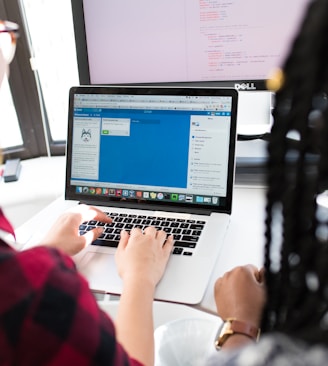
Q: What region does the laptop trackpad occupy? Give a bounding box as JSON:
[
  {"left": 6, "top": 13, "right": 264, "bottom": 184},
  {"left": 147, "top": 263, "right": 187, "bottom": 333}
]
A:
[{"left": 77, "top": 252, "right": 123, "bottom": 294}]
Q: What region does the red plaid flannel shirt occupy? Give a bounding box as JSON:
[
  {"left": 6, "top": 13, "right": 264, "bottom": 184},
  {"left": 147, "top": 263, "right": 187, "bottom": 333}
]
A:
[{"left": 0, "top": 238, "right": 143, "bottom": 365}]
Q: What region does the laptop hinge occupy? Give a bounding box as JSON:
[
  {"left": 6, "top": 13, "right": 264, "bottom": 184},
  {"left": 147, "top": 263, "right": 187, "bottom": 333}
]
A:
[{"left": 154, "top": 211, "right": 192, "bottom": 219}]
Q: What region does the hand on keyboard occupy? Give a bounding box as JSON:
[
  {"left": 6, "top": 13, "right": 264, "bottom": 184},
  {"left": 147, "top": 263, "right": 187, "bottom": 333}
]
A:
[
  {"left": 115, "top": 227, "right": 174, "bottom": 287},
  {"left": 79, "top": 212, "right": 205, "bottom": 257},
  {"left": 40, "top": 204, "right": 112, "bottom": 255}
]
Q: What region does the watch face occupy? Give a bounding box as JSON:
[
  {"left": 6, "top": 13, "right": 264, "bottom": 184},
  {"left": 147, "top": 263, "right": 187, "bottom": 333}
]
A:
[
  {"left": 215, "top": 320, "right": 234, "bottom": 350},
  {"left": 219, "top": 321, "right": 233, "bottom": 337}
]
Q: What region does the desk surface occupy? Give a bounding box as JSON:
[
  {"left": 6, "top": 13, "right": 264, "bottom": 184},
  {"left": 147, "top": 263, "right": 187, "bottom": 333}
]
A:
[
  {"left": 0, "top": 157, "right": 65, "bottom": 227},
  {"left": 12, "top": 184, "right": 266, "bottom": 316}
]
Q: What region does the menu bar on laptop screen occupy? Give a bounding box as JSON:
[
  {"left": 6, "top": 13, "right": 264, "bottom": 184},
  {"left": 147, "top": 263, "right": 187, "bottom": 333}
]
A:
[{"left": 73, "top": 93, "right": 233, "bottom": 112}]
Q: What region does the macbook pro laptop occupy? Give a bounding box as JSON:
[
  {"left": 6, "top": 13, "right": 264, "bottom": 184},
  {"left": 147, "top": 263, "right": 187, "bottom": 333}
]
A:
[{"left": 66, "top": 85, "right": 238, "bottom": 305}]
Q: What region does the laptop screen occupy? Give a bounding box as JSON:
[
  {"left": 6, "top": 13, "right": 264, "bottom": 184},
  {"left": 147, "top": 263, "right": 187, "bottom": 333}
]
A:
[{"left": 65, "top": 86, "right": 238, "bottom": 214}]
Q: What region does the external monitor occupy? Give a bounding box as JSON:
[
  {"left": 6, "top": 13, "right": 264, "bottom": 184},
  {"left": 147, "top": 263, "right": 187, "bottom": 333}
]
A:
[
  {"left": 71, "top": 0, "right": 311, "bottom": 91},
  {"left": 70, "top": 0, "right": 312, "bottom": 164}
]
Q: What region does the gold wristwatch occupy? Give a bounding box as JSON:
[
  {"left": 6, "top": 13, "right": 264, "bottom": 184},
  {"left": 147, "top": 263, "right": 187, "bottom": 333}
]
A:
[{"left": 214, "top": 318, "right": 260, "bottom": 350}]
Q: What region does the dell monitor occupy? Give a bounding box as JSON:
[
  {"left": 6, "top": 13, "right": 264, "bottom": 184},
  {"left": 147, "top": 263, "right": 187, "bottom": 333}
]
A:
[
  {"left": 70, "top": 0, "right": 311, "bottom": 91},
  {"left": 70, "top": 0, "right": 312, "bottom": 165}
]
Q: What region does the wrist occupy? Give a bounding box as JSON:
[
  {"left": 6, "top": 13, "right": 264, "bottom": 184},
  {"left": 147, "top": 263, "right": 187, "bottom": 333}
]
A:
[
  {"left": 225, "top": 310, "right": 261, "bottom": 329},
  {"left": 219, "top": 333, "right": 254, "bottom": 350},
  {"left": 214, "top": 318, "right": 261, "bottom": 350},
  {"left": 122, "top": 276, "right": 156, "bottom": 296}
]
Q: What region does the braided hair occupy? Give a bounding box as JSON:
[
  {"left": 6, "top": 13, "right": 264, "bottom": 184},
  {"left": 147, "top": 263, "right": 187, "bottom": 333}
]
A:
[{"left": 261, "top": 0, "right": 328, "bottom": 344}]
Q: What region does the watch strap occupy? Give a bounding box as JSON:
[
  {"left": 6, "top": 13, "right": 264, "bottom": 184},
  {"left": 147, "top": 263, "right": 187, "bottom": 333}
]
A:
[
  {"left": 230, "top": 319, "right": 260, "bottom": 340},
  {"left": 215, "top": 318, "right": 260, "bottom": 350}
]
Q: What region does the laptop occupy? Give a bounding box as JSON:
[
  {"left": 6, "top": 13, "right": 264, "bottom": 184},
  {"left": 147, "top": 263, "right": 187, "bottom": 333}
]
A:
[{"left": 66, "top": 85, "right": 238, "bottom": 305}]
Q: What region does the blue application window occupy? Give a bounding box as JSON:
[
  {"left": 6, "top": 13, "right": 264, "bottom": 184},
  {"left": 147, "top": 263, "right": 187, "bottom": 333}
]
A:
[{"left": 97, "top": 108, "right": 192, "bottom": 188}]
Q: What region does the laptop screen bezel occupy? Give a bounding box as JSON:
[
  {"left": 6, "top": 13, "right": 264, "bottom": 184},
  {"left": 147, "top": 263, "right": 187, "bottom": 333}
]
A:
[{"left": 65, "top": 85, "right": 238, "bottom": 215}]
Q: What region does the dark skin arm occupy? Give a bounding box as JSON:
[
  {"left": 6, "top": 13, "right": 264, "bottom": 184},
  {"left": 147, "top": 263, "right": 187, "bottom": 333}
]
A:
[{"left": 214, "top": 264, "right": 266, "bottom": 350}]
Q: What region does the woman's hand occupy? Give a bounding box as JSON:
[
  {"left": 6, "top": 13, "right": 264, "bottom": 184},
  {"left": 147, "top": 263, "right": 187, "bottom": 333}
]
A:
[
  {"left": 214, "top": 264, "right": 266, "bottom": 328},
  {"left": 115, "top": 226, "right": 174, "bottom": 288},
  {"left": 41, "top": 204, "right": 112, "bottom": 255},
  {"left": 115, "top": 227, "right": 174, "bottom": 366}
]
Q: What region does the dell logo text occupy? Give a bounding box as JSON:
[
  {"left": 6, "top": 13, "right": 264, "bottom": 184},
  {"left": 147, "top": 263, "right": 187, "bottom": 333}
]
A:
[{"left": 234, "top": 83, "right": 257, "bottom": 91}]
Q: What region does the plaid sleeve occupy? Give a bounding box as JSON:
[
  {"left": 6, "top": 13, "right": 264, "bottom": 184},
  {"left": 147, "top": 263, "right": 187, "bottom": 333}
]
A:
[{"left": 0, "top": 242, "right": 143, "bottom": 366}]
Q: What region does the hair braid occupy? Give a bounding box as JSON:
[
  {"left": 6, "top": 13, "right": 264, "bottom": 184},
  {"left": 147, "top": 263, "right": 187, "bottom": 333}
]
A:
[{"left": 261, "top": 0, "right": 328, "bottom": 344}]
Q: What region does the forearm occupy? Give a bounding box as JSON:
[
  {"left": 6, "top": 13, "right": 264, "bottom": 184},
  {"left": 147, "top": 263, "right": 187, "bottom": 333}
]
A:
[{"left": 116, "top": 279, "right": 156, "bottom": 366}]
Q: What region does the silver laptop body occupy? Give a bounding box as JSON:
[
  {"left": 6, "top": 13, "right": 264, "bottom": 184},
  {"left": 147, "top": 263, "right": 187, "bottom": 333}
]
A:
[{"left": 65, "top": 85, "right": 238, "bottom": 305}]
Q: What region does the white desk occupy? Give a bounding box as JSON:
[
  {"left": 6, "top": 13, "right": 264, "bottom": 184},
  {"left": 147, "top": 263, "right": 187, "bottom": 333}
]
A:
[{"left": 0, "top": 157, "right": 65, "bottom": 227}]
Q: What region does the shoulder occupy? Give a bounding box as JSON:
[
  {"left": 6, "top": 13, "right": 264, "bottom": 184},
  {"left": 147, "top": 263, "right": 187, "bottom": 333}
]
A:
[
  {"left": 0, "top": 244, "right": 139, "bottom": 364},
  {"left": 0, "top": 242, "right": 77, "bottom": 297}
]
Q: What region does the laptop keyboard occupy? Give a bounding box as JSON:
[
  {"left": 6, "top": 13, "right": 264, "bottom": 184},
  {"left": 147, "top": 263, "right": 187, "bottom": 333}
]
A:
[{"left": 79, "top": 212, "right": 206, "bottom": 256}]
